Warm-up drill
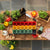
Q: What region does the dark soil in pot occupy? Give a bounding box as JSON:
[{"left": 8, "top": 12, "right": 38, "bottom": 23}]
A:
[
  {"left": 44, "top": 15, "right": 49, "bottom": 21},
  {"left": 40, "top": 15, "right": 49, "bottom": 21}
]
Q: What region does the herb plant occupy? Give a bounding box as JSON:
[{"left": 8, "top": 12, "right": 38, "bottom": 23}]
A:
[
  {"left": 39, "top": 10, "right": 48, "bottom": 19},
  {"left": 0, "top": 24, "right": 5, "bottom": 30},
  {"left": 0, "top": 14, "right": 5, "bottom": 23},
  {"left": 11, "top": 10, "right": 21, "bottom": 21},
  {"left": 4, "top": 10, "right": 10, "bottom": 16}
]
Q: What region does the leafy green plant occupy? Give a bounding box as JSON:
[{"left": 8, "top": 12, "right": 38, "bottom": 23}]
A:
[
  {"left": 11, "top": 10, "right": 21, "bottom": 16},
  {"left": 11, "top": 10, "right": 21, "bottom": 21},
  {"left": 0, "top": 40, "right": 8, "bottom": 46},
  {"left": 0, "top": 24, "right": 5, "bottom": 30},
  {"left": 0, "top": 14, "right": 5, "bottom": 23},
  {"left": 39, "top": 10, "right": 48, "bottom": 19},
  {"left": 4, "top": 10, "right": 10, "bottom": 16},
  {"left": 0, "top": 40, "right": 18, "bottom": 50},
  {"left": 16, "top": 10, "right": 21, "bottom": 16},
  {"left": 9, "top": 21, "right": 12, "bottom": 25}
]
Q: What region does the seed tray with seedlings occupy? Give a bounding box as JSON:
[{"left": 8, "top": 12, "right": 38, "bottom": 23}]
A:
[{"left": 37, "top": 10, "right": 50, "bottom": 22}]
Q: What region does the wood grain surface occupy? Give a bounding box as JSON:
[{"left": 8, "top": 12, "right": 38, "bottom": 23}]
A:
[{"left": 0, "top": 11, "right": 50, "bottom": 40}]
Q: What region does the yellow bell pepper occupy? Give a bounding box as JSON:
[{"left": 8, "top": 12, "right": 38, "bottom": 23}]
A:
[{"left": 4, "top": 22, "right": 9, "bottom": 26}]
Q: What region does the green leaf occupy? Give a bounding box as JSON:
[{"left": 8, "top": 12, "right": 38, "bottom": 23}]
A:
[
  {"left": 0, "top": 24, "right": 6, "bottom": 30},
  {"left": 17, "top": 13, "right": 21, "bottom": 16},
  {"left": 9, "top": 21, "right": 12, "bottom": 25},
  {"left": 4, "top": 10, "right": 10, "bottom": 16},
  {"left": 12, "top": 15, "right": 16, "bottom": 18},
  {"left": 11, "top": 10, "right": 21, "bottom": 20},
  {"left": 0, "top": 14, "right": 5, "bottom": 23},
  {"left": 39, "top": 10, "right": 48, "bottom": 19},
  {"left": 16, "top": 18, "right": 18, "bottom": 20},
  {"left": 0, "top": 40, "right": 8, "bottom": 46}
]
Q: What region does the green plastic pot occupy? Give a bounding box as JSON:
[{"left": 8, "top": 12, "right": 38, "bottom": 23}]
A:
[{"left": 13, "top": 30, "right": 16, "bottom": 34}]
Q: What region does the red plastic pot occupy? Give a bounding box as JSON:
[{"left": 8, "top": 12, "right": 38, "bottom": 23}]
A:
[
  {"left": 16, "top": 22, "right": 20, "bottom": 25},
  {"left": 21, "top": 22, "right": 24, "bottom": 25},
  {"left": 24, "top": 22, "right": 28, "bottom": 25},
  {"left": 32, "top": 21, "right": 36, "bottom": 25},
  {"left": 13, "top": 21, "right": 16, "bottom": 25}
]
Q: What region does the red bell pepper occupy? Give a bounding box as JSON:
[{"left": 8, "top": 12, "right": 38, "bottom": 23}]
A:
[
  {"left": 32, "top": 34, "right": 38, "bottom": 38},
  {"left": 6, "top": 17, "right": 12, "bottom": 22}
]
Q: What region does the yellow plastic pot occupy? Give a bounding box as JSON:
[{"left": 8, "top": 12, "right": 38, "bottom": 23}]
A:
[
  {"left": 33, "top": 25, "right": 36, "bottom": 30},
  {"left": 28, "top": 25, "right": 32, "bottom": 29},
  {"left": 25, "top": 25, "right": 28, "bottom": 30},
  {"left": 16, "top": 25, "right": 20, "bottom": 30},
  {"left": 13, "top": 25, "right": 16, "bottom": 29},
  {"left": 20, "top": 25, "right": 24, "bottom": 29}
]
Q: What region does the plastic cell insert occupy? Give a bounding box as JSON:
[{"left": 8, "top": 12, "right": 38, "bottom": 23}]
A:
[{"left": 13, "top": 21, "right": 16, "bottom": 25}]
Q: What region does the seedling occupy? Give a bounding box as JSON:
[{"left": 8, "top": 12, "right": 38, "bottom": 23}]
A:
[
  {"left": 0, "top": 14, "right": 5, "bottom": 23},
  {"left": 9, "top": 21, "right": 12, "bottom": 25},
  {"left": 0, "top": 24, "right": 6, "bottom": 30},
  {"left": 11, "top": 10, "right": 21, "bottom": 21},
  {"left": 39, "top": 10, "right": 48, "bottom": 19},
  {"left": 4, "top": 10, "right": 10, "bottom": 16}
]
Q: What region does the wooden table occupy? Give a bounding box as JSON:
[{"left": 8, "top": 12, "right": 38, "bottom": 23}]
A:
[{"left": 0, "top": 11, "right": 50, "bottom": 40}]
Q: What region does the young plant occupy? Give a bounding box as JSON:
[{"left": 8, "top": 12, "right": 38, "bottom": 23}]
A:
[
  {"left": 39, "top": 10, "right": 48, "bottom": 19},
  {"left": 0, "top": 24, "right": 6, "bottom": 30},
  {"left": 0, "top": 40, "right": 8, "bottom": 46},
  {"left": 16, "top": 10, "right": 21, "bottom": 17},
  {"left": 4, "top": 10, "right": 10, "bottom": 16},
  {"left": 9, "top": 21, "right": 12, "bottom": 25},
  {"left": 0, "top": 14, "right": 5, "bottom": 23},
  {"left": 0, "top": 40, "right": 18, "bottom": 50},
  {"left": 11, "top": 10, "right": 21, "bottom": 21}
]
